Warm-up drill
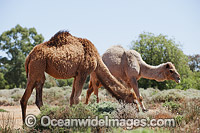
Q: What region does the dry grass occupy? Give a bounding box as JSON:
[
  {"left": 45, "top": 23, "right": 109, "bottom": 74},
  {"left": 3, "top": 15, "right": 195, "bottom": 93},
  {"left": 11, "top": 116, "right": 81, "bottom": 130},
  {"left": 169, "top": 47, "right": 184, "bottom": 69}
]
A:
[
  {"left": 0, "top": 113, "right": 16, "bottom": 133},
  {"left": 0, "top": 88, "right": 35, "bottom": 106}
]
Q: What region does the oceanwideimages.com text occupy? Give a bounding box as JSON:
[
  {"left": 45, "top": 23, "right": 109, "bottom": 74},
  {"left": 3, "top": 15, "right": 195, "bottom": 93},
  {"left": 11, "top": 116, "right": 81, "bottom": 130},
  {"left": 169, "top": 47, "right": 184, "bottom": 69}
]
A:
[{"left": 25, "top": 114, "right": 176, "bottom": 129}]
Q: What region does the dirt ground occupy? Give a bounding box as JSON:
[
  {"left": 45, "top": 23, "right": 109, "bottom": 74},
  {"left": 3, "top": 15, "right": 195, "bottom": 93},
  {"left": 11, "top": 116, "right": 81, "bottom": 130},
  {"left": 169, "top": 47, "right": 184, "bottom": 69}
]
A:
[{"left": 0, "top": 105, "right": 40, "bottom": 129}]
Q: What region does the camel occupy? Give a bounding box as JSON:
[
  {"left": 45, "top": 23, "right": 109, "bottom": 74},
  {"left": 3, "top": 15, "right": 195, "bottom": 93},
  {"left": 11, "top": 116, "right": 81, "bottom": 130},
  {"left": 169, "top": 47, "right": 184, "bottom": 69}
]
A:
[
  {"left": 85, "top": 45, "right": 181, "bottom": 111},
  {"left": 20, "top": 31, "right": 137, "bottom": 123}
]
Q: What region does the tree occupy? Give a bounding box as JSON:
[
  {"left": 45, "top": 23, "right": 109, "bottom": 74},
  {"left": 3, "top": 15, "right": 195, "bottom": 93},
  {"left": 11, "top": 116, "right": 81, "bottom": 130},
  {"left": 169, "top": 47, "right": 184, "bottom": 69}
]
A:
[
  {"left": 0, "top": 24, "right": 44, "bottom": 88},
  {"left": 188, "top": 54, "right": 200, "bottom": 72},
  {"left": 0, "top": 71, "right": 7, "bottom": 89},
  {"left": 130, "top": 32, "right": 191, "bottom": 90}
]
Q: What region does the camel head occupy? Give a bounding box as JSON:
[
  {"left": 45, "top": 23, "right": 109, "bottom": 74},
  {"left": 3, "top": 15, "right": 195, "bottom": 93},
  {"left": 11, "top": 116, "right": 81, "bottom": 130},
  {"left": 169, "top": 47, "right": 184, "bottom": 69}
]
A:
[
  {"left": 163, "top": 62, "right": 181, "bottom": 83},
  {"left": 124, "top": 92, "right": 137, "bottom": 104}
]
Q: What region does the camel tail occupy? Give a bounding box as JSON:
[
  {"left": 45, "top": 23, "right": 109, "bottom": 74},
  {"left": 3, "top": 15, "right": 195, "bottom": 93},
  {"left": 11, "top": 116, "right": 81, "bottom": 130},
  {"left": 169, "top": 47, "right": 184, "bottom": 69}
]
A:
[
  {"left": 95, "top": 57, "right": 128, "bottom": 101},
  {"left": 25, "top": 55, "right": 31, "bottom": 78}
]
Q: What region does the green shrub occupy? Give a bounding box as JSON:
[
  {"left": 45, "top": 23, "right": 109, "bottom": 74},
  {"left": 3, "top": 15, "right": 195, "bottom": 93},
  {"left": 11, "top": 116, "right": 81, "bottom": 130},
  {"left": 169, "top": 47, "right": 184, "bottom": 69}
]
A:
[
  {"left": 162, "top": 101, "right": 181, "bottom": 113},
  {"left": 0, "top": 109, "right": 7, "bottom": 112},
  {"left": 175, "top": 115, "right": 183, "bottom": 126},
  {"left": 152, "top": 89, "right": 183, "bottom": 103},
  {"left": 44, "top": 81, "right": 54, "bottom": 88},
  {"left": 56, "top": 78, "right": 74, "bottom": 87},
  {"left": 43, "top": 87, "right": 66, "bottom": 106},
  {"left": 87, "top": 101, "right": 118, "bottom": 117}
]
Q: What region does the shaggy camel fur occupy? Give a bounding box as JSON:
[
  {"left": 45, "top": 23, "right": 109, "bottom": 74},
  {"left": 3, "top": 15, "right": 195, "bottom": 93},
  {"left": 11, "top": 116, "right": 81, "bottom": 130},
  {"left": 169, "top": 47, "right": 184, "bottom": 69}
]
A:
[
  {"left": 85, "top": 45, "right": 181, "bottom": 111},
  {"left": 20, "top": 31, "right": 137, "bottom": 123}
]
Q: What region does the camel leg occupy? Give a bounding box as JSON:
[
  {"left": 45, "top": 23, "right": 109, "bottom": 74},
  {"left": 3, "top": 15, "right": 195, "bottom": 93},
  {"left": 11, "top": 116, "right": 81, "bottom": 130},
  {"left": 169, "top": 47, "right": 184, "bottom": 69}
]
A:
[
  {"left": 85, "top": 81, "right": 94, "bottom": 104},
  {"left": 20, "top": 78, "right": 36, "bottom": 123},
  {"left": 85, "top": 79, "right": 101, "bottom": 104},
  {"left": 73, "top": 74, "right": 87, "bottom": 104},
  {"left": 35, "top": 75, "right": 45, "bottom": 109},
  {"left": 70, "top": 78, "right": 76, "bottom": 106},
  {"left": 129, "top": 77, "right": 147, "bottom": 112},
  {"left": 35, "top": 82, "right": 44, "bottom": 109},
  {"left": 94, "top": 84, "right": 99, "bottom": 103}
]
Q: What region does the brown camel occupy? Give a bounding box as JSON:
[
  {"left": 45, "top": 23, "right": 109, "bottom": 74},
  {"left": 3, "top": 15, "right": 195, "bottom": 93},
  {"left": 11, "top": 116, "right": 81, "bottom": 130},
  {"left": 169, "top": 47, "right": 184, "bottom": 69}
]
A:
[
  {"left": 20, "top": 31, "right": 137, "bottom": 123},
  {"left": 85, "top": 45, "right": 181, "bottom": 111}
]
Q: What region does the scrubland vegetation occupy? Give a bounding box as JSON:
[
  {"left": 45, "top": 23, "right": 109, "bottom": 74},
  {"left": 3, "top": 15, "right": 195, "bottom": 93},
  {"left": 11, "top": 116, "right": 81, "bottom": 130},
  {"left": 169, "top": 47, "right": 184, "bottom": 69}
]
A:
[{"left": 0, "top": 87, "right": 200, "bottom": 132}]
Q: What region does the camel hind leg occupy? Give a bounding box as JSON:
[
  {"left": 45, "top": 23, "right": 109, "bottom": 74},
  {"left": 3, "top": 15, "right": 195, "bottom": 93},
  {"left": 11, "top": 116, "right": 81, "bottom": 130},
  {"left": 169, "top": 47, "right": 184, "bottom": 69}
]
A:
[
  {"left": 20, "top": 78, "right": 36, "bottom": 123},
  {"left": 21, "top": 58, "right": 46, "bottom": 123},
  {"left": 35, "top": 75, "right": 45, "bottom": 109},
  {"left": 85, "top": 74, "right": 101, "bottom": 104},
  {"left": 94, "top": 81, "right": 101, "bottom": 103},
  {"left": 85, "top": 82, "right": 100, "bottom": 104},
  {"left": 85, "top": 81, "right": 94, "bottom": 104}
]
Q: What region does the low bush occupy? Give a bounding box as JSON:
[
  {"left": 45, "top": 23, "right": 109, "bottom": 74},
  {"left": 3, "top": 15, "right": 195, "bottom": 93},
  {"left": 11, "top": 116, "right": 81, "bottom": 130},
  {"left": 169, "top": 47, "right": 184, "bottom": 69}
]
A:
[{"left": 162, "top": 101, "right": 181, "bottom": 113}]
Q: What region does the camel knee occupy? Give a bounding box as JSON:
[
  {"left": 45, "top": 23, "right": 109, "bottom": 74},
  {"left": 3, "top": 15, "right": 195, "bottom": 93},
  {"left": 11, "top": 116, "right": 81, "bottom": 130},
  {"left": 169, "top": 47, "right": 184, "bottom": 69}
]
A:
[
  {"left": 20, "top": 94, "right": 29, "bottom": 107},
  {"left": 20, "top": 99, "right": 26, "bottom": 112}
]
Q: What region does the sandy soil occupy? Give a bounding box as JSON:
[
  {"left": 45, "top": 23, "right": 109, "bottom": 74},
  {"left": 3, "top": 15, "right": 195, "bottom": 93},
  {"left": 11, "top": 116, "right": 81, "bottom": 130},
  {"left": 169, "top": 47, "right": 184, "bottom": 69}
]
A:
[{"left": 0, "top": 105, "right": 40, "bottom": 129}]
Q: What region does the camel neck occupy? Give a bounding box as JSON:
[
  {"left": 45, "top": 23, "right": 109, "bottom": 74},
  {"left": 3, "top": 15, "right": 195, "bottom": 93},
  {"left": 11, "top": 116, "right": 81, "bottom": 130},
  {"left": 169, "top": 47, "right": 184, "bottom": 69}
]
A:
[
  {"left": 95, "top": 57, "right": 131, "bottom": 101},
  {"left": 140, "top": 63, "right": 165, "bottom": 81}
]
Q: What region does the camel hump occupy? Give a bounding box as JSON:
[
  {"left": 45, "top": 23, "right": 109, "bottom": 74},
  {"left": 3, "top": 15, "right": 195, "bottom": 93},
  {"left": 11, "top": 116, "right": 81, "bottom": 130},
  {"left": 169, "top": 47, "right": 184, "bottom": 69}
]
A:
[
  {"left": 46, "top": 30, "right": 72, "bottom": 47},
  {"left": 110, "top": 45, "right": 124, "bottom": 49},
  {"left": 103, "top": 45, "right": 125, "bottom": 58},
  {"left": 77, "top": 38, "right": 99, "bottom": 57},
  {"left": 106, "top": 45, "right": 126, "bottom": 52}
]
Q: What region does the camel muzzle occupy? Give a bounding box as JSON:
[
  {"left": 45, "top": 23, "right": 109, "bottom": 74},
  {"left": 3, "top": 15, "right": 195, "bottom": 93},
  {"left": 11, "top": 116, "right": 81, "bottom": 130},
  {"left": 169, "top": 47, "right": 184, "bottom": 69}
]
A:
[{"left": 175, "top": 77, "right": 181, "bottom": 83}]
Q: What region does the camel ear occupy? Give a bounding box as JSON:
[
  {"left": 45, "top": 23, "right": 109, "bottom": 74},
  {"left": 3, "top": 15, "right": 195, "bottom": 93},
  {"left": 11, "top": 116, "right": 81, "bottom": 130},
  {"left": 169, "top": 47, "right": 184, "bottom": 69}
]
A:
[{"left": 166, "top": 63, "right": 170, "bottom": 69}]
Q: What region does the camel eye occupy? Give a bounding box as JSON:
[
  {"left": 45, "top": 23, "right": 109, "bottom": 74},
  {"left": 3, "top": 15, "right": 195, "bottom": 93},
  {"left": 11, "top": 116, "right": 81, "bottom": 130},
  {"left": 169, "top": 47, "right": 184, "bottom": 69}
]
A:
[{"left": 170, "top": 70, "right": 173, "bottom": 73}]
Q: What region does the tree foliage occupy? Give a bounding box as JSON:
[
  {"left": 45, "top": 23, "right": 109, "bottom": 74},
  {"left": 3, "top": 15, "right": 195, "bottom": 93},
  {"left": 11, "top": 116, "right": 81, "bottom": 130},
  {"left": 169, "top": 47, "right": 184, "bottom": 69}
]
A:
[
  {"left": 56, "top": 78, "right": 74, "bottom": 87},
  {"left": 188, "top": 54, "right": 200, "bottom": 72},
  {"left": 0, "top": 25, "right": 44, "bottom": 88},
  {"left": 130, "top": 32, "right": 194, "bottom": 90}
]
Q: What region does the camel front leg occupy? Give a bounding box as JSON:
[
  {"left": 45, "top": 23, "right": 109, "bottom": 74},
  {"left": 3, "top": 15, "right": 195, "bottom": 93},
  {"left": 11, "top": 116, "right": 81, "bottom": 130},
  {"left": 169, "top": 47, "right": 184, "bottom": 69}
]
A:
[
  {"left": 70, "top": 73, "right": 87, "bottom": 105},
  {"left": 70, "top": 78, "right": 76, "bottom": 106},
  {"left": 129, "top": 77, "right": 147, "bottom": 112}
]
